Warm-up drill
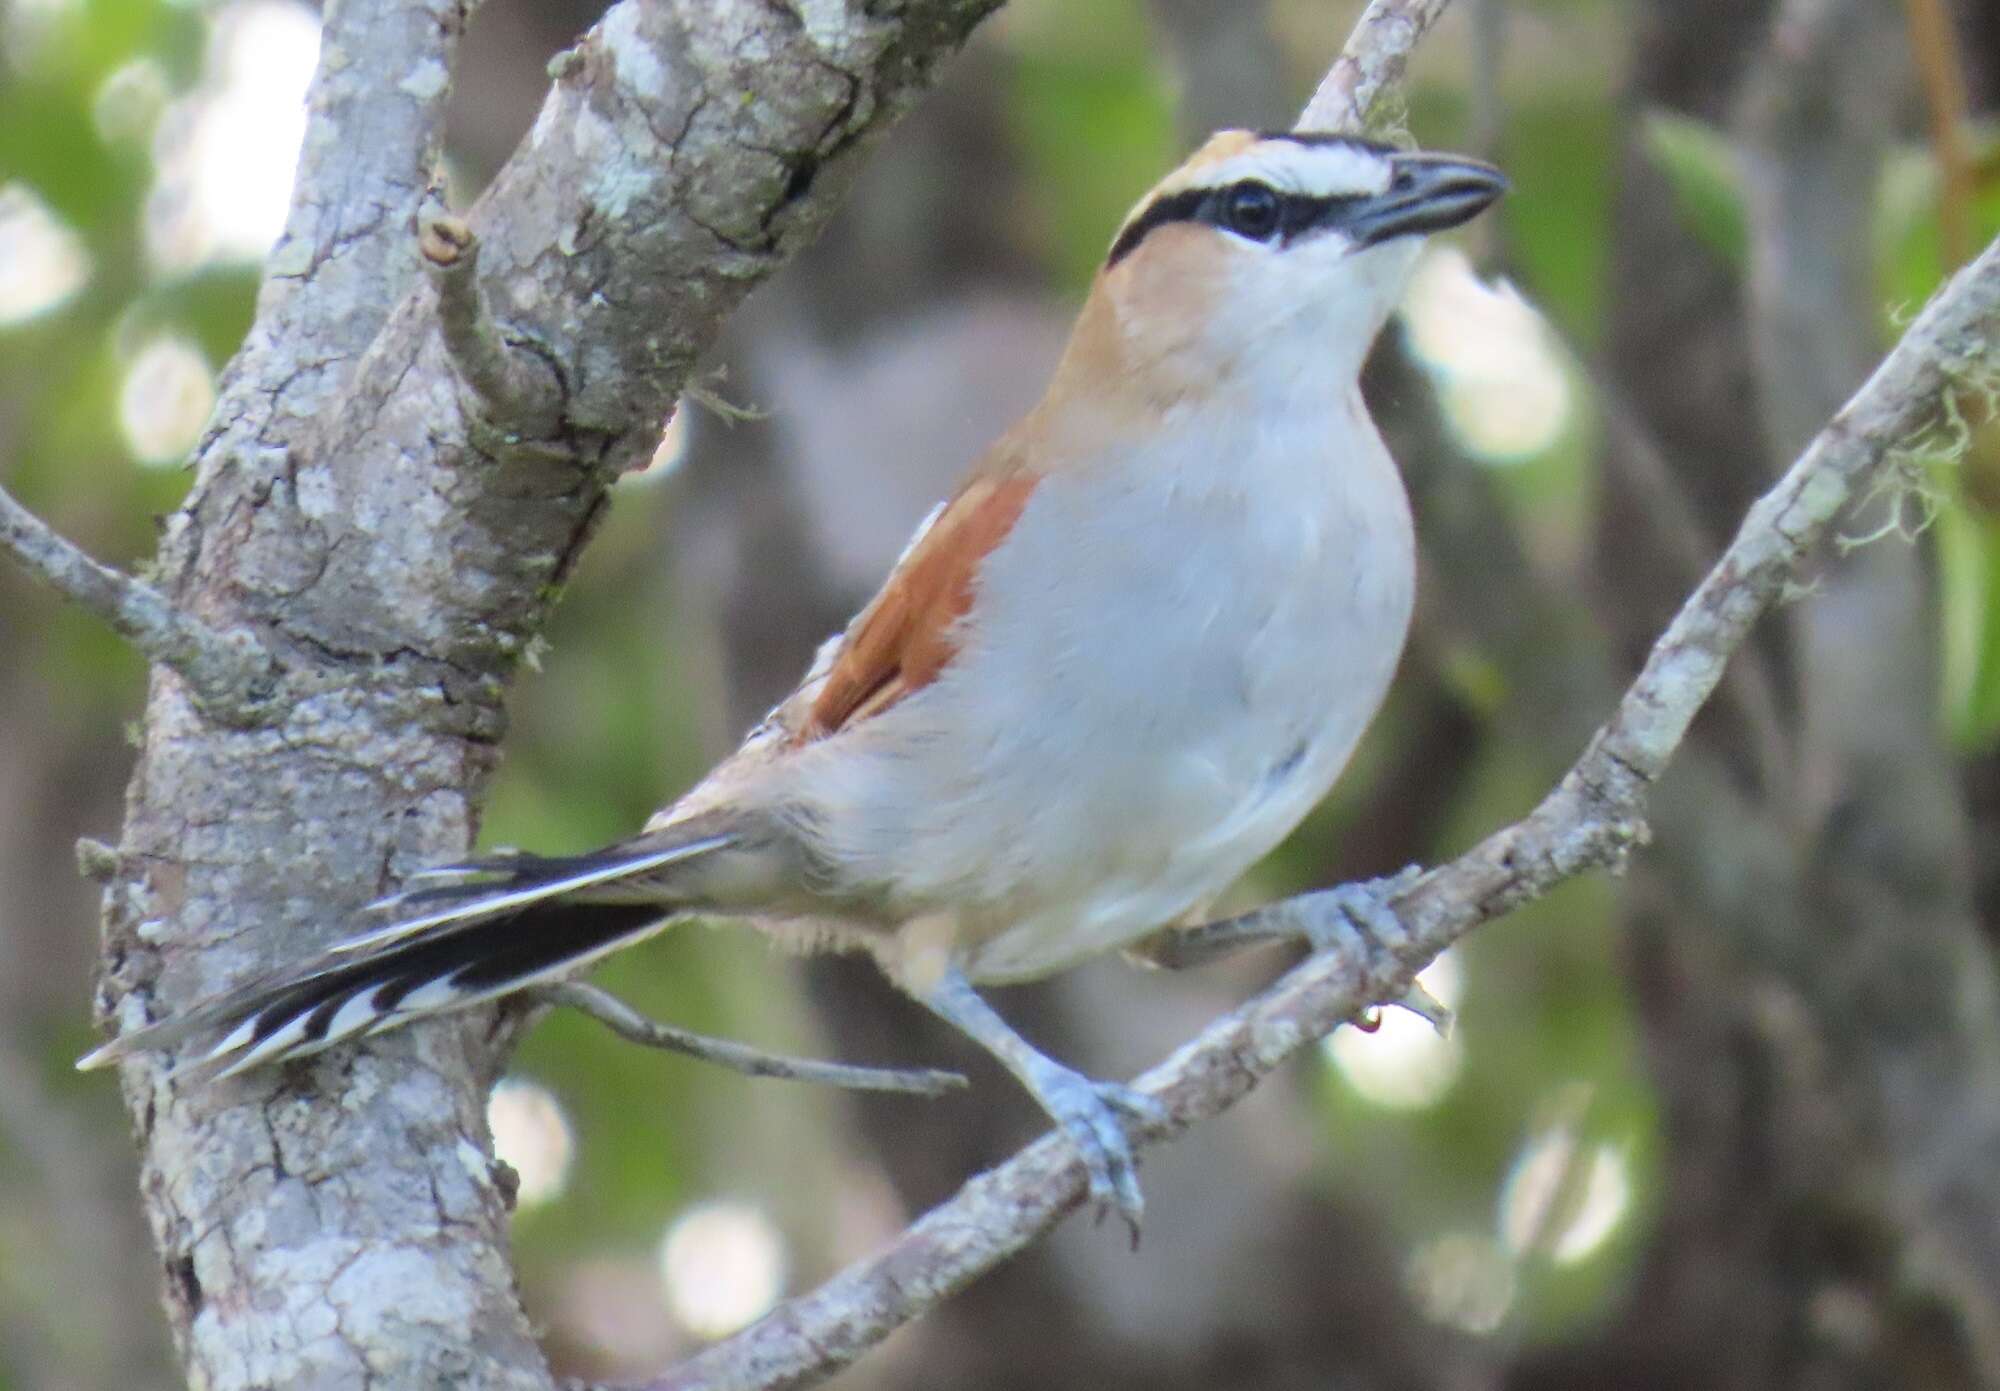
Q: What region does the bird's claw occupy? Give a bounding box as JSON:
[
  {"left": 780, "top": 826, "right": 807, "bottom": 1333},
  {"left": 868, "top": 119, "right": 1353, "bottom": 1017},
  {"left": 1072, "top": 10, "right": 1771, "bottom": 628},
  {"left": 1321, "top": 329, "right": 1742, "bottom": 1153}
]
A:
[
  {"left": 1029, "top": 1065, "right": 1161, "bottom": 1243},
  {"left": 1393, "top": 978, "right": 1453, "bottom": 1035},
  {"left": 1295, "top": 865, "right": 1422, "bottom": 961},
  {"left": 1292, "top": 867, "right": 1448, "bottom": 1031},
  {"left": 1097, "top": 1080, "right": 1170, "bottom": 1129}
]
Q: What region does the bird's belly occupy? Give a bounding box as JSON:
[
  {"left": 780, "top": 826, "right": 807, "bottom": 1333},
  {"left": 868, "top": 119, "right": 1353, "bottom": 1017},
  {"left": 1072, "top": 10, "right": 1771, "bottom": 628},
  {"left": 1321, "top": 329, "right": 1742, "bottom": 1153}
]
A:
[
  {"left": 955, "top": 713, "right": 1360, "bottom": 983},
  {"left": 788, "top": 435, "right": 1414, "bottom": 981},
  {"left": 946, "top": 567, "right": 1405, "bottom": 980}
]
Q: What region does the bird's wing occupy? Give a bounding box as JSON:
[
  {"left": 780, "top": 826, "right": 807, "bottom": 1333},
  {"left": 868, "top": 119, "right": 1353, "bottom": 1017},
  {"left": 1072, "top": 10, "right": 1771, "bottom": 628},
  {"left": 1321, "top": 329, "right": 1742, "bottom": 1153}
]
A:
[{"left": 798, "top": 468, "right": 1038, "bottom": 740}]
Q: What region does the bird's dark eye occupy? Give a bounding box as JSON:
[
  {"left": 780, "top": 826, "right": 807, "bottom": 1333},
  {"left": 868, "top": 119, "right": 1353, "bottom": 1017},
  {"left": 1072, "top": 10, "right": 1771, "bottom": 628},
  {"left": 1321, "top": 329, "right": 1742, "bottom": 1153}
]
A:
[{"left": 1220, "top": 181, "right": 1281, "bottom": 240}]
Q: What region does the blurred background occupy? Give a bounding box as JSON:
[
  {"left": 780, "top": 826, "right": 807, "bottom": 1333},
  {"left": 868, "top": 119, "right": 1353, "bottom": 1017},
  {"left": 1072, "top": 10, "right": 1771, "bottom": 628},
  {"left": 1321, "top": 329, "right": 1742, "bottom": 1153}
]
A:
[{"left": 5, "top": 0, "right": 2000, "bottom": 1386}]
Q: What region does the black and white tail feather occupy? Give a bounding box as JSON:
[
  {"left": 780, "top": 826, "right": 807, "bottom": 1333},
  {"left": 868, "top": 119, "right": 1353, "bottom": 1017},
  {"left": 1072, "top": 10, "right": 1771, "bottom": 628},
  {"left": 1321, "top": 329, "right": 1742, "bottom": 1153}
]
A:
[{"left": 77, "top": 831, "right": 732, "bottom": 1080}]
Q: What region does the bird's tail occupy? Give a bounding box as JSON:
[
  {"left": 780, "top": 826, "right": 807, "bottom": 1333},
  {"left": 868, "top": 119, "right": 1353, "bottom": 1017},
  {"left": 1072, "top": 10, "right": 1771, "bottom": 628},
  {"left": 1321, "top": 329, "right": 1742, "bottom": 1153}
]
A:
[{"left": 77, "top": 825, "right": 736, "bottom": 1080}]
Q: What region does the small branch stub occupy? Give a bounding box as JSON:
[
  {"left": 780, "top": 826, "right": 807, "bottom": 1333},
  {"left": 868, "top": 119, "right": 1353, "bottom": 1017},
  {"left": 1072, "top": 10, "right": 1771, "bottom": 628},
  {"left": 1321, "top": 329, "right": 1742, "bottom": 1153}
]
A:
[
  {"left": 76, "top": 837, "right": 121, "bottom": 884},
  {"left": 419, "top": 197, "right": 563, "bottom": 439},
  {"left": 417, "top": 208, "right": 473, "bottom": 268}
]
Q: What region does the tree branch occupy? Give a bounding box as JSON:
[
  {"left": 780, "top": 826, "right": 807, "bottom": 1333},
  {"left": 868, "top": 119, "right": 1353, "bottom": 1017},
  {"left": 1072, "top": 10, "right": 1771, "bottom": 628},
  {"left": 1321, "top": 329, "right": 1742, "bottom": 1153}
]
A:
[
  {"left": 0, "top": 482, "right": 270, "bottom": 713},
  {"left": 1737, "top": 1, "right": 2000, "bottom": 1375},
  {"left": 532, "top": 982, "right": 965, "bottom": 1097},
  {"left": 636, "top": 230, "right": 2000, "bottom": 1391},
  {"left": 248, "top": 0, "right": 472, "bottom": 369},
  {"left": 1299, "top": 0, "right": 1456, "bottom": 134}
]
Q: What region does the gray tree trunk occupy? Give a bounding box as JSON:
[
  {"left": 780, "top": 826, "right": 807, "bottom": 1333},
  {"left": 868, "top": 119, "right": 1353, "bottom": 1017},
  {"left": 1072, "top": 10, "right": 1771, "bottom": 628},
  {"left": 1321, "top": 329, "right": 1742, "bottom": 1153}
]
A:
[{"left": 86, "top": 2, "right": 997, "bottom": 1384}]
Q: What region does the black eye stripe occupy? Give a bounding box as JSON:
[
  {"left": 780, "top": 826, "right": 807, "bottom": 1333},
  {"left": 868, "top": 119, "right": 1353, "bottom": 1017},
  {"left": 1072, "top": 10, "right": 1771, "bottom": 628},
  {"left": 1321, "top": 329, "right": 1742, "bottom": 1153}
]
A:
[
  {"left": 1105, "top": 188, "right": 1206, "bottom": 268},
  {"left": 1272, "top": 191, "right": 1364, "bottom": 238},
  {"left": 1105, "top": 184, "right": 1368, "bottom": 268}
]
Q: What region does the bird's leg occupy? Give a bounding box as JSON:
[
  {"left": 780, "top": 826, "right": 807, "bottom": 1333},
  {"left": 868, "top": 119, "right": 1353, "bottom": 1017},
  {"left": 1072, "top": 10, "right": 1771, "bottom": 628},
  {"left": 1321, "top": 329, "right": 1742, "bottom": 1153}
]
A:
[
  {"left": 1132, "top": 866, "right": 1423, "bottom": 964},
  {"left": 917, "top": 967, "right": 1167, "bottom": 1239},
  {"left": 1129, "top": 867, "right": 1448, "bottom": 1032}
]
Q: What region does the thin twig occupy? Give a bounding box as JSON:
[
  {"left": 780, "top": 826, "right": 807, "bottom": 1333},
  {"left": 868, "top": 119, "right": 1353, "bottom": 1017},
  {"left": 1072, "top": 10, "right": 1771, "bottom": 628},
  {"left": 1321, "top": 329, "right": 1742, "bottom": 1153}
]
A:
[
  {"left": 1903, "top": 0, "right": 1974, "bottom": 268},
  {"left": 1464, "top": 0, "right": 1506, "bottom": 263},
  {"left": 1299, "top": 0, "right": 1456, "bottom": 135},
  {"left": 533, "top": 982, "right": 966, "bottom": 1098},
  {"left": 638, "top": 230, "right": 2000, "bottom": 1391},
  {"left": 419, "top": 197, "right": 563, "bottom": 438},
  {"left": 0, "top": 482, "right": 270, "bottom": 714}
]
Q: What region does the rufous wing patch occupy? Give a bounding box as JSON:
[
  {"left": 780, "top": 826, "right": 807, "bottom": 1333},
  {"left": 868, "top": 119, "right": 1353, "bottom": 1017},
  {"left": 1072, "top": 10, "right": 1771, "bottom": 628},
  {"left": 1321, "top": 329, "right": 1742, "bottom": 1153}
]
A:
[{"left": 802, "top": 470, "right": 1038, "bottom": 740}]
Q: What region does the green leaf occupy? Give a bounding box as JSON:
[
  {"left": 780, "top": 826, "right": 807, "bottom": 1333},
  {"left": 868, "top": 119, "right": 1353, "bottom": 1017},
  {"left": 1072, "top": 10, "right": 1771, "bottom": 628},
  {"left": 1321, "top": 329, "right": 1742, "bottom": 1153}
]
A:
[
  {"left": 1639, "top": 110, "right": 1747, "bottom": 265},
  {"left": 1004, "top": 0, "right": 1175, "bottom": 293},
  {"left": 1940, "top": 495, "right": 2000, "bottom": 747},
  {"left": 1878, "top": 125, "right": 2000, "bottom": 335},
  {"left": 1493, "top": 92, "right": 1618, "bottom": 345}
]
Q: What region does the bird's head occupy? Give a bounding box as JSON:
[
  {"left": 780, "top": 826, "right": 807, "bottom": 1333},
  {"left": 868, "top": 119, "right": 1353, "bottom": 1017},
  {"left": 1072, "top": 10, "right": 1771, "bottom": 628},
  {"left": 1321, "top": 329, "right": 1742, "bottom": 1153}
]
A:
[{"left": 1081, "top": 131, "right": 1506, "bottom": 397}]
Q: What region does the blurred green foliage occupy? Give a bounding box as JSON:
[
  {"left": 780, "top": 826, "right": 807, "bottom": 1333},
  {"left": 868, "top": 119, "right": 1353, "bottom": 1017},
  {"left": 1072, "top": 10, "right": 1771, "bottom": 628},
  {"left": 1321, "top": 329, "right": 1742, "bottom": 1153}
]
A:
[
  {"left": 1884, "top": 130, "right": 2000, "bottom": 746},
  {"left": 0, "top": 0, "right": 255, "bottom": 736},
  {"left": 1643, "top": 111, "right": 1749, "bottom": 267},
  {"left": 1005, "top": 0, "right": 1177, "bottom": 291}
]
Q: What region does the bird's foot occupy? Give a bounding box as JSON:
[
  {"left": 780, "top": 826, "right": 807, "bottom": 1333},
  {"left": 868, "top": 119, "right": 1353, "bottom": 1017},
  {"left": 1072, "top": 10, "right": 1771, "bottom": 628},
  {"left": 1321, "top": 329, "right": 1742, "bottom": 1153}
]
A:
[
  {"left": 1291, "top": 866, "right": 1448, "bottom": 1033},
  {"left": 1023, "top": 1059, "right": 1167, "bottom": 1243},
  {"left": 1292, "top": 864, "right": 1422, "bottom": 957}
]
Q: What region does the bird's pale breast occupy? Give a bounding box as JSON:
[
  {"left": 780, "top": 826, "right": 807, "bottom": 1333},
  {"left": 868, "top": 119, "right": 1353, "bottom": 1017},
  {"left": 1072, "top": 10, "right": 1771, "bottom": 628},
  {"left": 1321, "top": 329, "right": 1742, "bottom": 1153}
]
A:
[{"left": 784, "top": 389, "right": 1415, "bottom": 982}]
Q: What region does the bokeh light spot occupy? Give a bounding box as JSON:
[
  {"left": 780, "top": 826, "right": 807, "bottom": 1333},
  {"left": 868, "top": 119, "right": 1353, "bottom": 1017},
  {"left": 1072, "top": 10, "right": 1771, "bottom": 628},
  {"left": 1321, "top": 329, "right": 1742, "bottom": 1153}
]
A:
[
  {"left": 0, "top": 184, "right": 92, "bottom": 326},
  {"left": 146, "top": 0, "right": 320, "bottom": 270},
  {"left": 3, "top": 0, "right": 81, "bottom": 73},
  {"left": 1405, "top": 1231, "right": 1516, "bottom": 1335},
  {"left": 1323, "top": 951, "right": 1465, "bottom": 1110},
  {"left": 118, "top": 337, "right": 214, "bottom": 465},
  {"left": 1499, "top": 1116, "right": 1633, "bottom": 1266},
  {"left": 1401, "top": 246, "right": 1573, "bottom": 462},
  {"left": 659, "top": 1199, "right": 788, "bottom": 1339},
  {"left": 487, "top": 1077, "right": 575, "bottom": 1209},
  {"left": 94, "top": 59, "right": 172, "bottom": 145}
]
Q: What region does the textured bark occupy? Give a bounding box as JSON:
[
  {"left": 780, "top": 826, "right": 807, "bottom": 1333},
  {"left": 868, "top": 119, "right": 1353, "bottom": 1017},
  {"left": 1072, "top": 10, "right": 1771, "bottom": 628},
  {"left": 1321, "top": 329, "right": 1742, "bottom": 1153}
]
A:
[
  {"left": 87, "top": 2, "right": 998, "bottom": 1386},
  {"left": 1298, "top": 0, "right": 1455, "bottom": 135}
]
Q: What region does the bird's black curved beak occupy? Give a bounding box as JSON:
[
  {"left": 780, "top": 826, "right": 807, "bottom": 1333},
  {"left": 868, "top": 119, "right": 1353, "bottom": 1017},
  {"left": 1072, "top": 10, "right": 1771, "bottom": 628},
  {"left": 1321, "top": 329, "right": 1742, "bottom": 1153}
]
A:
[{"left": 1348, "top": 153, "right": 1508, "bottom": 246}]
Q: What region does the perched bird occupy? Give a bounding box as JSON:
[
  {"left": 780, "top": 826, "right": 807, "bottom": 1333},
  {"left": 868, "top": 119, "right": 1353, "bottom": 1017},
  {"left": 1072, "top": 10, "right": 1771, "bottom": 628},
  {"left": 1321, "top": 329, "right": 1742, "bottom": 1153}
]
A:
[{"left": 82, "top": 131, "right": 1505, "bottom": 1229}]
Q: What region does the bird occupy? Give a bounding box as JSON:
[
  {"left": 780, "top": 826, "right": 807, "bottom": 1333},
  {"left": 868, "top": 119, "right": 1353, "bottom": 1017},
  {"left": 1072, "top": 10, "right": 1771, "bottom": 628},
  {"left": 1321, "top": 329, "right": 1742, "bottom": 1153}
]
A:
[{"left": 81, "top": 130, "right": 1505, "bottom": 1231}]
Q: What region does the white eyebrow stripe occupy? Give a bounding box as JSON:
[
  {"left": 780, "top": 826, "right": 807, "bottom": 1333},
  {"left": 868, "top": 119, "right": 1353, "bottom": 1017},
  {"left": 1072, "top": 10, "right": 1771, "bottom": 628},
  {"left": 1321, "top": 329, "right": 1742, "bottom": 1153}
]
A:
[{"left": 1177, "top": 142, "right": 1391, "bottom": 200}]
